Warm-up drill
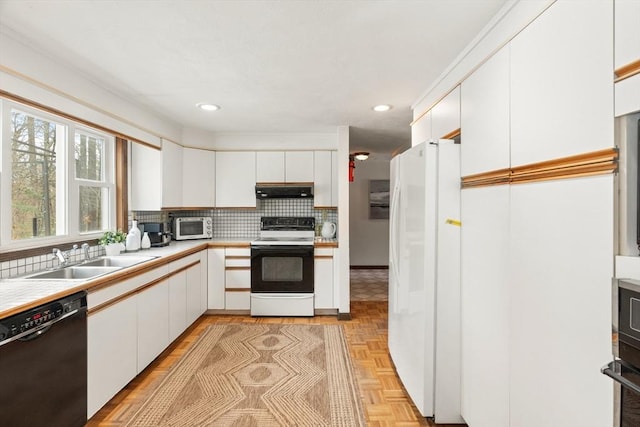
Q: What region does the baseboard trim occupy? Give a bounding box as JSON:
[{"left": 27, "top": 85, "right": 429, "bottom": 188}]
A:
[{"left": 350, "top": 265, "right": 389, "bottom": 270}]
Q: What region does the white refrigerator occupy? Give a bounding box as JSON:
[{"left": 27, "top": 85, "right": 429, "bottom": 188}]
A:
[{"left": 388, "top": 140, "right": 463, "bottom": 423}]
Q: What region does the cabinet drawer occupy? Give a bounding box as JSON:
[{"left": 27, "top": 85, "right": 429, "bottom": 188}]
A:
[
  {"left": 225, "top": 257, "right": 250, "bottom": 267},
  {"left": 225, "top": 290, "right": 250, "bottom": 310},
  {"left": 226, "top": 248, "right": 250, "bottom": 257},
  {"left": 225, "top": 269, "right": 251, "bottom": 288},
  {"left": 88, "top": 264, "right": 169, "bottom": 309},
  {"left": 314, "top": 247, "right": 333, "bottom": 257}
]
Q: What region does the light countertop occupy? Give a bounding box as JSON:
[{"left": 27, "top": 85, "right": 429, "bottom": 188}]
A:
[{"left": 0, "top": 238, "right": 338, "bottom": 318}]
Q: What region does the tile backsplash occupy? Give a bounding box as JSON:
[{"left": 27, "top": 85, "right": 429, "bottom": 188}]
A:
[
  {"left": 138, "top": 199, "right": 338, "bottom": 240},
  {"left": 1, "top": 200, "right": 337, "bottom": 279}
]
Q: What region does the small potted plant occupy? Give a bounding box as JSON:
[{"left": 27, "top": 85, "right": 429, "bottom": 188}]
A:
[{"left": 99, "top": 230, "right": 127, "bottom": 256}]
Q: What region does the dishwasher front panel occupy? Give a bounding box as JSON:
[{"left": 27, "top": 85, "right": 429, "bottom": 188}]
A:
[{"left": 0, "top": 293, "right": 87, "bottom": 427}]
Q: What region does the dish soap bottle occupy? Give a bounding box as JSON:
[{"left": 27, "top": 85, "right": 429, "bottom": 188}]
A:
[
  {"left": 126, "top": 220, "right": 141, "bottom": 252},
  {"left": 141, "top": 232, "right": 151, "bottom": 249}
]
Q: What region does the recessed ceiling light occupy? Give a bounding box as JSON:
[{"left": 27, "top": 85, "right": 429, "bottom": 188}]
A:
[
  {"left": 196, "top": 103, "right": 220, "bottom": 111},
  {"left": 372, "top": 104, "right": 392, "bottom": 112}
]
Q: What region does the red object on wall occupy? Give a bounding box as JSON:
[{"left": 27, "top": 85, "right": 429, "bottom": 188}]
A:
[{"left": 349, "top": 158, "right": 355, "bottom": 182}]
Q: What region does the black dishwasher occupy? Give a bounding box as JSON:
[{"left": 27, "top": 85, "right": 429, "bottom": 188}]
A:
[{"left": 0, "top": 291, "right": 87, "bottom": 427}]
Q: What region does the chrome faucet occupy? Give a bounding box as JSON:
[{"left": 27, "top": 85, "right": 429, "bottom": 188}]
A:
[
  {"left": 52, "top": 248, "right": 67, "bottom": 265},
  {"left": 52, "top": 245, "right": 79, "bottom": 267},
  {"left": 81, "top": 243, "right": 91, "bottom": 262}
]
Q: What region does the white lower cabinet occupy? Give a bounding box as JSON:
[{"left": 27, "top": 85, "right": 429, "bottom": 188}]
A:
[
  {"left": 460, "top": 185, "right": 510, "bottom": 427},
  {"left": 87, "top": 250, "right": 206, "bottom": 419},
  {"left": 168, "top": 269, "right": 187, "bottom": 342},
  {"left": 208, "top": 248, "right": 225, "bottom": 309},
  {"left": 508, "top": 176, "right": 613, "bottom": 427},
  {"left": 137, "top": 279, "right": 170, "bottom": 372},
  {"left": 87, "top": 295, "right": 138, "bottom": 418},
  {"left": 314, "top": 248, "right": 334, "bottom": 309}
]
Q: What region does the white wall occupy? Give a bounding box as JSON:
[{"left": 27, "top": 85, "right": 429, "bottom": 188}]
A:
[{"left": 349, "top": 158, "right": 390, "bottom": 266}]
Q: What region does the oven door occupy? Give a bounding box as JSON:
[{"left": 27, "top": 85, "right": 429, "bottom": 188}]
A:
[
  {"left": 250, "top": 245, "right": 314, "bottom": 293},
  {"left": 602, "top": 360, "right": 640, "bottom": 426}
]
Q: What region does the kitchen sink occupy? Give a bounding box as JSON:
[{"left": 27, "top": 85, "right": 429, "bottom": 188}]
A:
[
  {"left": 27, "top": 266, "right": 121, "bottom": 280},
  {"left": 80, "top": 255, "right": 157, "bottom": 268}
]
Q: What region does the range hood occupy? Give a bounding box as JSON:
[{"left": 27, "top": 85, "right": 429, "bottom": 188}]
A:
[{"left": 255, "top": 183, "right": 314, "bottom": 199}]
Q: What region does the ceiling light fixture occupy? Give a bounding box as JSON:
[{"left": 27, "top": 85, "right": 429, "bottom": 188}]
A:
[
  {"left": 372, "top": 104, "right": 392, "bottom": 112},
  {"left": 353, "top": 152, "right": 369, "bottom": 161},
  {"left": 196, "top": 103, "right": 220, "bottom": 111}
]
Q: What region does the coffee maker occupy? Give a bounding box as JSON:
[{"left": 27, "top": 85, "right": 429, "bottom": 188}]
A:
[{"left": 140, "top": 222, "right": 171, "bottom": 247}]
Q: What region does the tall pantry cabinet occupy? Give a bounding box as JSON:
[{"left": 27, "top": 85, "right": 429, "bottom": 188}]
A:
[{"left": 456, "top": 1, "right": 614, "bottom": 426}]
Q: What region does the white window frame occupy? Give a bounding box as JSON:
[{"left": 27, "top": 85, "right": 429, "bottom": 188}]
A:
[{"left": 0, "top": 99, "right": 116, "bottom": 250}]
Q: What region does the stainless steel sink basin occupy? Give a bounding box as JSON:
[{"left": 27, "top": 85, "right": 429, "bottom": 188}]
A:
[
  {"left": 28, "top": 266, "right": 121, "bottom": 280},
  {"left": 81, "top": 255, "right": 157, "bottom": 268}
]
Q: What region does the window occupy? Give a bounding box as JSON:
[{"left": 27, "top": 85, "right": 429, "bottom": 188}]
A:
[{"left": 1, "top": 100, "right": 115, "bottom": 249}]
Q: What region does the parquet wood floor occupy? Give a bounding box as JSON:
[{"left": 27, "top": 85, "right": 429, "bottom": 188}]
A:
[{"left": 87, "top": 301, "right": 465, "bottom": 426}]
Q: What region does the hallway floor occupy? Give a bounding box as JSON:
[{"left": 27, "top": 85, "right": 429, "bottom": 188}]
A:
[{"left": 350, "top": 268, "right": 388, "bottom": 302}]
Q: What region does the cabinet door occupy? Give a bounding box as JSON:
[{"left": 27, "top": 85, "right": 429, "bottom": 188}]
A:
[
  {"left": 510, "top": 0, "right": 613, "bottom": 165},
  {"left": 431, "top": 86, "right": 460, "bottom": 140},
  {"left": 411, "top": 110, "right": 432, "bottom": 146},
  {"left": 460, "top": 46, "right": 510, "bottom": 176},
  {"left": 129, "top": 142, "right": 162, "bottom": 211},
  {"left": 137, "top": 279, "right": 169, "bottom": 372},
  {"left": 615, "top": 0, "right": 640, "bottom": 70},
  {"left": 508, "top": 176, "right": 613, "bottom": 427},
  {"left": 182, "top": 148, "right": 215, "bottom": 207},
  {"left": 256, "top": 151, "right": 285, "bottom": 182},
  {"left": 87, "top": 296, "right": 137, "bottom": 418},
  {"left": 314, "top": 151, "right": 333, "bottom": 207},
  {"left": 161, "top": 139, "right": 183, "bottom": 208},
  {"left": 208, "top": 248, "right": 225, "bottom": 310},
  {"left": 186, "top": 262, "right": 203, "bottom": 325},
  {"left": 331, "top": 151, "right": 338, "bottom": 207},
  {"left": 314, "top": 250, "right": 334, "bottom": 309},
  {"left": 168, "top": 269, "right": 187, "bottom": 342},
  {"left": 285, "top": 151, "right": 314, "bottom": 182},
  {"left": 215, "top": 151, "right": 256, "bottom": 207},
  {"left": 460, "top": 186, "right": 510, "bottom": 427}
]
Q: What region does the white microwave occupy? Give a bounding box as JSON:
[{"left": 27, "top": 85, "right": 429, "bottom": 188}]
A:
[{"left": 174, "top": 217, "right": 213, "bottom": 240}]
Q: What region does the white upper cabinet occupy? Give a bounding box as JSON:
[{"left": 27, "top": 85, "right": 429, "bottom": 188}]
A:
[
  {"left": 215, "top": 151, "right": 256, "bottom": 207},
  {"left": 431, "top": 86, "right": 460, "bottom": 140},
  {"left": 510, "top": 0, "right": 613, "bottom": 166},
  {"left": 615, "top": 0, "right": 640, "bottom": 69},
  {"left": 160, "top": 139, "right": 183, "bottom": 208},
  {"left": 331, "top": 151, "right": 338, "bottom": 207},
  {"left": 314, "top": 150, "right": 333, "bottom": 207},
  {"left": 182, "top": 147, "right": 215, "bottom": 207},
  {"left": 615, "top": 0, "right": 640, "bottom": 116},
  {"left": 130, "top": 140, "right": 183, "bottom": 210},
  {"left": 460, "top": 46, "right": 510, "bottom": 176},
  {"left": 256, "top": 151, "right": 285, "bottom": 182},
  {"left": 412, "top": 110, "right": 432, "bottom": 146},
  {"left": 285, "top": 151, "right": 314, "bottom": 182}
]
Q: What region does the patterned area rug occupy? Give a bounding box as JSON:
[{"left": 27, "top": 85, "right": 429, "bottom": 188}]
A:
[{"left": 124, "top": 324, "right": 366, "bottom": 426}]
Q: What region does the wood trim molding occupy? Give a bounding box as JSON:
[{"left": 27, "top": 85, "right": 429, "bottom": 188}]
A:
[
  {"left": 225, "top": 288, "right": 250, "bottom": 292},
  {"left": 441, "top": 128, "right": 461, "bottom": 140},
  {"left": 462, "top": 148, "right": 618, "bottom": 189},
  {"left": 225, "top": 266, "right": 251, "bottom": 271},
  {"left": 115, "top": 137, "right": 128, "bottom": 231},
  {"left": 461, "top": 168, "right": 511, "bottom": 189},
  {"left": 615, "top": 59, "right": 640, "bottom": 83}
]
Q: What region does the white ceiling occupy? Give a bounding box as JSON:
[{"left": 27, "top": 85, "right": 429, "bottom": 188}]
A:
[{"left": 0, "top": 0, "right": 507, "bottom": 156}]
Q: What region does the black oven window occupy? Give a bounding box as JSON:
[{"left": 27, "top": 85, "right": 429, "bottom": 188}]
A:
[
  {"left": 181, "top": 221, "right": 204, "bottom": 235},
  {"left": 262, "top": 257, "right": 303, "bottom": 282}
]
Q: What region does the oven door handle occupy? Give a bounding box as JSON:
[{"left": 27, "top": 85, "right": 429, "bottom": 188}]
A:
[
  {"left": 251, "top": 246, "right": 313, "bottom": 254},
  {"left": 602, "top": 360, "right": 640, "bottom": 394}
]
